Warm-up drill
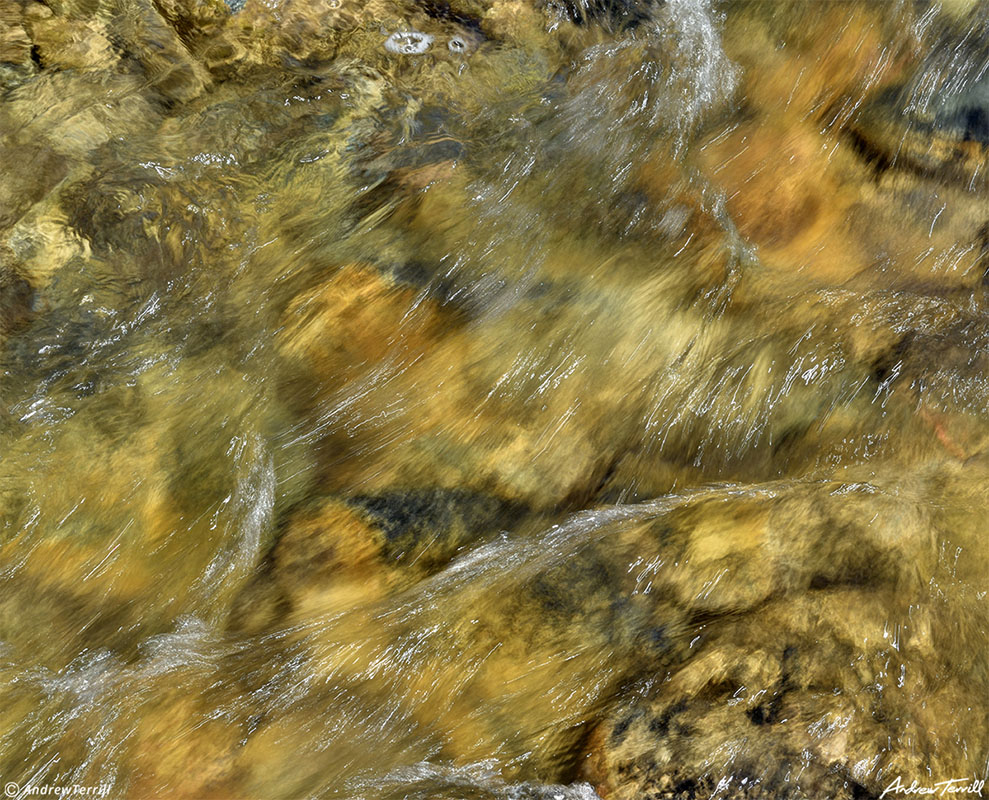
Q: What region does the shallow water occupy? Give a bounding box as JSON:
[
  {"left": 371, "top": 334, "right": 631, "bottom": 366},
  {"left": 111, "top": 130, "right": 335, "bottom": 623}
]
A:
[{"left": 0, "top": 0, "right": 987, "bottom": 797}]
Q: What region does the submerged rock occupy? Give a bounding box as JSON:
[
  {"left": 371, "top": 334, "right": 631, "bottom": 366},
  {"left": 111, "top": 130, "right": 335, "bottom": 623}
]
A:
[
  {"left": 219, "top": 460, "right": 987, "bottom": 795},
  {"left": 581, "top": 465, "right": 989, "bottom": 800},
  {"left": 0, "top": 0, "right": 33, "bottom": 67},
  {"left": 850, "top": 75, "right": 989, "bottom": 187},
  {"left": 846, "top": 6, "right": 988, "bottom": 188},
  {"left": 0, "top": 262, "right": 33, "bottom": 337},
  {"left": 229, "top": 488, "right": 528, "bottom": 633},
  {"left": 26, "top": 13, "right": 116, "bottom": 71},
  {"left": 0, "top": 0, "right": 986, "bottom": 797}
]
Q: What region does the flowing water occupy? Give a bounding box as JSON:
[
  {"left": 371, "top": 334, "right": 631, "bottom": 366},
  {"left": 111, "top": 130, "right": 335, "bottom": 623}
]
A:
[{"left": 0, "top": 0, "right": 987, "bottom": 797}]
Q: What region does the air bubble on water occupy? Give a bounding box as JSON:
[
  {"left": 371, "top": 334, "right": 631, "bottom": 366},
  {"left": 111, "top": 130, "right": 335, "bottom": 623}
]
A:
[{"left": 384, "top": 31, "right": 434, "bottom": 55}]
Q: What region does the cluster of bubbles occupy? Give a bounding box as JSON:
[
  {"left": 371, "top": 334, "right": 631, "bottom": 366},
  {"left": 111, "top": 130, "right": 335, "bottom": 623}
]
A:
[{"left": 384, "top": 31, "right": 471, "bottom": 55}]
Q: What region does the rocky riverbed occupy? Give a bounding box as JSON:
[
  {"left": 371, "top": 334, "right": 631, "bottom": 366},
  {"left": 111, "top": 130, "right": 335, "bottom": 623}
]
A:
[{"left": 0, "top": 0, "right": 986, "bottom": 798}]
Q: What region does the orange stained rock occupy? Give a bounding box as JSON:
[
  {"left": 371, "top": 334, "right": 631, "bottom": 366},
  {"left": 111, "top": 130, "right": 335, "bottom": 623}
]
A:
[
  {"left": 128, "top": 694, "right": 242, "bottom": 800},
  {"left": 395, "top": 158, "right": 459, "bottom": 191},
  {"left": 482, "top": 0, "right": 552, "bottom": 49},
  {"left": 269, "top": 499, "right": 393, "bottom": 621},
  {"left": 688, "top": 2, "right": 917, "bottom": 285},
  {"left": 919, "top": 407, "right": 977, "bottom": 462},
  {"left": 726, "top": 3, "right": 911, "bottom": 124},
  {"left": 279, "top": 262, "right": 445, "bottom": 381},
  {"left": 697, "top": 116, "right": 868, "bottom": 285},
  {"left": 276, "top": 264, "right": 478, "bottom": 495}
]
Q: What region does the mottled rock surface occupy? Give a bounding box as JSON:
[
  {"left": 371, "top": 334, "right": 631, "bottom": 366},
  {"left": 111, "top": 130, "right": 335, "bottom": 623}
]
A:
[{"left": 0, "top": 0, "right": 986, "bottom": 798}]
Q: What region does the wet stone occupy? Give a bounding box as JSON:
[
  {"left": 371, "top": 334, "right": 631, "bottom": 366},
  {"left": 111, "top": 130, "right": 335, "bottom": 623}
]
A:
[
  {"left": 0, "top": 262, "right": 33, "bottom": 336},
  {"left": 0, "top": 0, "right": 33, "bottom": 67},
  {"left": 26, "top": 14, "right": 116, "bottom": 71},
  {"left": 347, "top": 488, "right": 528, "bottom": 569},
  {"left": 581, "top": 467, "right": 988, "bottom": 800},
  {"left": 850, "top": 76, "right": 989, "bottom": 187},
  {"left": 229, "top": 488, "right": 529, "bottom": 634}
]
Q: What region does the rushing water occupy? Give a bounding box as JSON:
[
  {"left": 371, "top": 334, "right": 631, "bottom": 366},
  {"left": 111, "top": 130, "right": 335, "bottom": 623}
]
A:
[{"left": 0, "top": 0, "right": 987, "bottom": 797}]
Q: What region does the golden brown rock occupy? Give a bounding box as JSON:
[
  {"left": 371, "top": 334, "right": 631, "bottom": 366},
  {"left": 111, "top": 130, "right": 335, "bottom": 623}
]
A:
[
  {"left": 0, "top": 0, "right": 32, "bottom": 66},
  {"left": 581, "top": 465, "right": 988, "bottom": 800},
  {"left": 27, "top": 14, "right": 115, "bottom": 70},
  {"left": 127, "top": 691, "right": 243, "bottom": 799}
]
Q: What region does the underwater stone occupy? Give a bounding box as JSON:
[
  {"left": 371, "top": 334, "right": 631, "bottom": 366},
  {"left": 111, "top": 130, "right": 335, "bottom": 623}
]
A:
[
  {"left": 384, "top": 31, "right": 434, "bottom": 55},
  {"left": 0, "top": 264, "right": 34, "bottom": 336}
]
